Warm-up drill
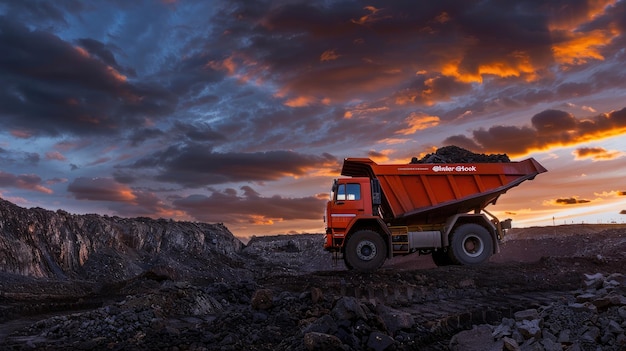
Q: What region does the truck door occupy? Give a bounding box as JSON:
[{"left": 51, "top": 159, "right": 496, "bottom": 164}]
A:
[{"left": 328, "top": 180, "right": 366, "bottom": 234}]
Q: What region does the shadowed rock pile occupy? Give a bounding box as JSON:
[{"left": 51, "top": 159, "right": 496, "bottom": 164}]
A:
[
  {"left": 450, "top": 272, "right": 626, "bottom": 350},
  {"left": 411, "top": 145, "right": 510, "bottom": 163},
  {"left": 6, "top": 269, "right": 626, "bottom": 350},
  {"left": 241, "top": 234, "right": 343, "bottom": 274},
  {"left": 0, "top": 198, "right": 247, "bottom": 283}
]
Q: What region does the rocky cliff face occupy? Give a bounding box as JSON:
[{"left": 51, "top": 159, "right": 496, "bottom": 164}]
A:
[{"left": 0, "top": 198, "right": 246, "bottom": 283}]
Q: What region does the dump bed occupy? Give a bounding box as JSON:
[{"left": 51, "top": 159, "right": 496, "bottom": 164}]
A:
[{"left": 341, "top": 158, "right": 547, "bottom": 223}]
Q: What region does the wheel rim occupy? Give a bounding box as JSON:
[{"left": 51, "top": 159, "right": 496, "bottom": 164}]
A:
[
  {"left": 462, "top": 234, "right": 484, "bottom": 258},
  {"left": 356, "top": 240, "right": 377, "bottom": 261}
]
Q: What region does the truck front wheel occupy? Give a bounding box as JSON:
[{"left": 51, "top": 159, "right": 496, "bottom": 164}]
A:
[
  {"left": 344, "top": 230, "right": 386, "bottom": 272},
  {"left": 449, "top": 224, "right": 493, "bottom": 265}
]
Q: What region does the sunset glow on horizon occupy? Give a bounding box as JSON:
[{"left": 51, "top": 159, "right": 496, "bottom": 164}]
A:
[{"left": 0, "top": 0, "right": 625, "bottom": 240}]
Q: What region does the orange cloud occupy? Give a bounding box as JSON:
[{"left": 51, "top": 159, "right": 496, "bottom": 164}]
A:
[
  {"left": 344, "top": 105, "right": 389, "bottom": 119},
  {"left": 573, "top": 147, "right": 623, "bottom": 161},
  {"left": 106, "top": 66, "right": 127, "bottom": 83},
  {"left": 320, "top": 49, "right": 340, "bottom": 62},
  {"left": 395, "top": 75, "right": 472, "bottom": 106},
  {"left": 552, "top": 29, "right": 613, "bottom": 66},
  {"left": 351, "top": 6, "right": 391, "bottom": 25},
  {"left": 207, "top": 55, "right": 237, "bottom": 75},
  {"left": 396, "top": 113, "right": 440, "bottom": 135},
  {"left": 442, "top": 50, "right": 538, "bottom": 83},
  {"left": 367, "top": 149, "right": 396, "bottom": 163},
  {"left": 284, "top": 95, "right": 317, "bottom": 107},
  {"left": 547, "top": 0, "right": 620, "bottom": 67}
]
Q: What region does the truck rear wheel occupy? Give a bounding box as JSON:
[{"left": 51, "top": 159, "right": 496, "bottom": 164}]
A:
[
  {"left": 344, "top": 230, "right": 386, "bottom": 272},
  {"left": 449, "top": 224, "right": 492, "bottom": 265}
]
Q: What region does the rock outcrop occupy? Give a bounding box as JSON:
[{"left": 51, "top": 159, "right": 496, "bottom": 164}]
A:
[{"left": 0, "top": 198, "right": 246, "bottom": 283}]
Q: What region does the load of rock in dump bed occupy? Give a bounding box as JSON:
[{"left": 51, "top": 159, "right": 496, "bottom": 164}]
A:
[{"left": 410, "top": 145, "right": 510, "bottom": 164}]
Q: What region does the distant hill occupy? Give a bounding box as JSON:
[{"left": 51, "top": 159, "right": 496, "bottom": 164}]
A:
[{"left": 0, "top": 198, "right": 247, "bottom": 283}]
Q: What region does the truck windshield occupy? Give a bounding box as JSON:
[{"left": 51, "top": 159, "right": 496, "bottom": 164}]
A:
[{"left": 336, "top": 183, "right": 361, "bottom": 201}]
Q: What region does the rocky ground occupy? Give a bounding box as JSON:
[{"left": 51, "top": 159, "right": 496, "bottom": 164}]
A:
[{"left": 1, "top": 196, "right": 626, "bottom": 350}]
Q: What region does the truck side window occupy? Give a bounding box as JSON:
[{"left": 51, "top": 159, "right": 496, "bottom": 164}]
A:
[{"left": 337, "top": 183, "right": 361, "bottom": 201}]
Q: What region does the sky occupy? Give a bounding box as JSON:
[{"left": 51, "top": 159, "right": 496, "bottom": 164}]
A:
[{"left": 0, "top": 0, "right": 625, "bottom": 241}]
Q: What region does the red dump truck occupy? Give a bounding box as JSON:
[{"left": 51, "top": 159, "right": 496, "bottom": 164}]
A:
[{"left": 324, "top": 157, "right": 547, "bottom": 271}]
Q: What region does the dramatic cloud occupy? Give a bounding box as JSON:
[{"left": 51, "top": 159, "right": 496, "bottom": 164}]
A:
[
  {"left": 0, "top": 148, "right": 40, "bottom": 165},
  {"left": 173, "top": 186, "right": 326, "bottom": 224},
  {"left": 0, "top": 0, "right": 625, "bottom": 236},
  {"left": 444, "top": 107, "right": 626, "bottom": 155},
  {"left": 127, "top": 144, "right": 338, "bottom": 187},
  {"left": 396, "top": 113, "right": 440, "bottom": 135},
  {"left": 554, "top": 197, "right": 592, "bottom": 205},
  {"left": 0, "top": 18, "right": 176, "bottom": 138},
  {"left": 105, "top": 190, "right": 185, "bottom": 220},
  {"left": 573, "top": 147, "right": 623, "bottom": 160},
  {"left": 67, "top": 178, "right": 136, "bottom": 202},
  {"left": 0, "top": 172, "right": 52, "bottom": 194}
]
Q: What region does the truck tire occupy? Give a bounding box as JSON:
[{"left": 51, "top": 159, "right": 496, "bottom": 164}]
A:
[
  {"left": 448, "top": 223, "right": 493, "bottom": 265},
  {"left": 344, "top": 230, "right": 386, "bottom": 272}
]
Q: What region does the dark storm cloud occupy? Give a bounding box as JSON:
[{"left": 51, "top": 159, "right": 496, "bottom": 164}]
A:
[
  {"left": 555, "top": 197, "right": 591, "bottom": 205},
  {"left": 67, "top": 177, "right": 135, "bottom": 202},
  {"left": 0, "top": 18, "right": 176, "bottom": 137},
  {"left": 173, "top": 186, "right": 326, "bottom": 224},
  {"left": 66, "top": 178, "right": 180, "bottom": 218},
  {"left": 105, "top": 190, "right": 179, "bottom": 219},
  {"left": 367, "top": 150, "right": 386, "bottom": 159},
  {"left": 520, "top": 89, "right": 555, "bottom": 104},
  {"left": 128, "top": 128, "right": 166, "bottom": 147},
  {"left": 443, "top": 107, "right": 626, "bottom": 155},
  {"left": 127, "top": 143, "right": 338, "bottom": 187},
  {"left": 171, "top": 122, "right": 227, "bottom": 143},
  {"left": 394, "top": 75, "right": 473, "bottom": 105},
  {"left": 532, "top": 110, "right": 577, "bottom": 134},
  {"left": 128, "top": 122, "right": 226, "bottom": 148},
  {"left": 557, "top": 82, "right": 593, "bottom": 98},
  {"left": 0, "top": 171, "right": 51, "bottom": 193},
  {"left": 1, "top": 0, "right": 619, "bottom": 150},
  {"left": 0, "top": 0, "right": 84, "bottom": 24},
  {"left": 215, "top": 0, "right": 564, "bottom": 103},
  {"left": 76, "top": 38, "right": 135, "bottom": 77},
  {"left": 0, "top": 148, "right": 40, "bottom": 165}
]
